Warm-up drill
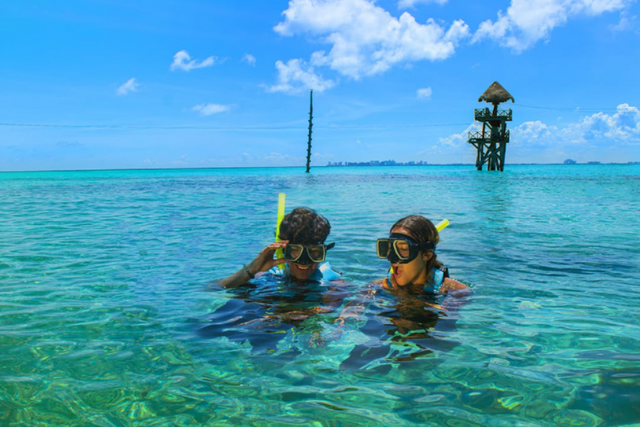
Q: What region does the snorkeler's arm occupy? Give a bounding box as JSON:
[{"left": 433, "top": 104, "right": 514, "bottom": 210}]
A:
[
  {"left": 335, "top": 305, "right": 364, "bottom": 326},
  {"left": 319, "top": 282, "right": 351, "bottom": 311},
  {"left": 440, "top": 277, "right": 471, "bottom": 296},
  {"left": 218, "top": 241, "right": 289, "bottom": 289},
  {"left": 334, "top": 284, "right": 379, "bottom": 326}
]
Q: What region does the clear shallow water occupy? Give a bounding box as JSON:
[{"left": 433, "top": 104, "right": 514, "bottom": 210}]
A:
[{"left": 1, "top": 165, "right": 639, "bottom": 426}]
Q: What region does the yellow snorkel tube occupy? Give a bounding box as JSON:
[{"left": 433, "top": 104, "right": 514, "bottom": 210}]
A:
[
  {"left": 436, "top": 219, "right": 449, "bottom": 232},
  {"left": 275, "top": 193, "right": 286, "bottom": 270},
  {"left": 389, "top": 219, "right": 449, "bottom": 274}
]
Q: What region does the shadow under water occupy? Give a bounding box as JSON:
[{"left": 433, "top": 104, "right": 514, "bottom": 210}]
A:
[
  {"left": 197, "top": 274, "right": 351, "bottom": 354},
  {"left": 339, "top": 289, "right": 464, "bottom": 373},
  {"left": 197, "top": 272, "right": 466, "bottom": 375}
]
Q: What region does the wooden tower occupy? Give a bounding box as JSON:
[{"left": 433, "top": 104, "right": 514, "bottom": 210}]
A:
[{"left": 467, "top": 82, "right": 514, "bottom": 171}]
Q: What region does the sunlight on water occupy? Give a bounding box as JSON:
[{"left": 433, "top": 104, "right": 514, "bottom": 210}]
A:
[{"left": 1, "top": 165, "right": 639, "bottom": 426}]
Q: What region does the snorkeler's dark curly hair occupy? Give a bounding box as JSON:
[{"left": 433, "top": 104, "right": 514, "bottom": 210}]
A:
[
  {"left": 279, "top": 207, "right": 331, "bottom": 244},
  {"left": 391, "top": 215, "right": 443, "bottom": 283}
]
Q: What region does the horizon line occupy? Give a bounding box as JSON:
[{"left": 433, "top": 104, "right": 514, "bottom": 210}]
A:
[{"left": 1, "top": 162, "right": 639, "bottom": 174}]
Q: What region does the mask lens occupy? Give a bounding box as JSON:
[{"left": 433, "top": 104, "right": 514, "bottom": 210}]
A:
[
  {"left": 394, "top": 240, "right": 411, "bottom": 259},
  {"left": 376, "top": 239, "right": 391, "bottom": 259},
  {"left": 284, "top": 244, "right": 303, "bottom": 261},
  {"left": 307, "top": 245, "right": 325, "bottom": 262}
]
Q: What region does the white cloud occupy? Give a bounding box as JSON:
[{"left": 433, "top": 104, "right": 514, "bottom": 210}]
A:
[
  {"left": 212, "top": 151, "right": 324, "bottom": 167},
  {"left": 171, "top": 154, "right": 190, "bottom": 166},
  {"left": 473, "top": 0, "right": 632, "bottom": 52},
  {"left": 263, "top": 152, "right": 305, "bottom": 164},
  {"left": 417, "top": 87, "right": 433, "bottom": 99},
  {"left": 513, "top": 120, "right": 554, "bottom": 145},
  {"left": 355, "top": 139, "right": 374, "bottom": 149},
  {"left": 170, "top": 50, "right": 216, "bottom": 71},
  {"left": 436, "top": 122, "right": 481, "bottom": 148},
  {"left": 116, "top": 78, "right": 139, "bottom": 96},
  {"left": 512, "top": 105, "right": 638, "bottom": 147},
  {"left": 496, "top": 104, "right": 640, "bottom": 148},
  {"left": 399, "top": 0, "right": 448, "bottom": 9},
  {"left": 424, "top": 105, "right": 640, "bottom": 163},
  {"left": 611, "top": 10, "right": 638, "bottom": 31},
  {"left": 242, "top": 54, "right": 257, "bottom": 66},
  {"left": 506, "top": 107, "right": 640, "bottom": 162},
  {"left": 268, "top": 59, "right": 336, "bottom": 94},
  {"left": 411, "top": 122, "right": 479, "bottom": 163},
  {"left": 274, "top": 0, "right": 470, "bottom": 80},
  {"left": 567, "top": 103, "right": 640, "bottom": 142},
  {"left": 192, "top": 103, "right": 231, "bottom": 116}
]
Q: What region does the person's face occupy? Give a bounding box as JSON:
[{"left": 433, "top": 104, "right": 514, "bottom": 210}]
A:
[
  {"left": 388, "top": 226, "right": 432, "bottom": 287},
  {"left": 288, "top": 260, "right": 319, "bottom": 281},
  {"left": 284, "top": 242, "right": 329, "bottom": 281}
]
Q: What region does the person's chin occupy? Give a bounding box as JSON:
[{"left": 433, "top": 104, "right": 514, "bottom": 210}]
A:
[
  {"left": 391, "top": 264, "right": 407, "bottom": 286},
  {"left": 290, "top": 263, "right": 316, "bottom": 280}
]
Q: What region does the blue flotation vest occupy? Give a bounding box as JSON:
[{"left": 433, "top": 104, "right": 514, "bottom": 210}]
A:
[
  {"left": 387, "top": 267, "right": 446, "bottom": 293},
  {"left": 268, "top": 261, "right": 342, "bottom": 282}
]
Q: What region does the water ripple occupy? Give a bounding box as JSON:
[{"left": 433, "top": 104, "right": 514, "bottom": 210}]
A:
[{"left": 1, "top": 165, "right": 639, "bottom": 425}]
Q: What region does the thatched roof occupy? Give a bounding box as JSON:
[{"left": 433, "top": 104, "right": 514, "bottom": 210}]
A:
[{"left": 478, "top": 81, "right": 514, "bottom": 104}]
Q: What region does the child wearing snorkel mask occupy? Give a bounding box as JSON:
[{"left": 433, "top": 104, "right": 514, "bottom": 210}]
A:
[
  {"left": 376, "top": 215, "right": 468, "bottom": 294},
  {"left": 219, "top": 207, "right": 341, "bottom": 289},
  {"left": 335, "top": 215, "right": 468, "bottom": 335}
]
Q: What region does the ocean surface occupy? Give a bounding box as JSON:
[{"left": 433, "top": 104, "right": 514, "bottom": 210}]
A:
[{"left": 1, "top": 165, "right": 639, "bottom": 426}]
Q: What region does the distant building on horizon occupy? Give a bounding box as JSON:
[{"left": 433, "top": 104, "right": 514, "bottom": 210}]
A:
[
  {"left": 327, "top": 160, "right": 428, "bottom": 167},
  {"left": 564, "top": 159, "right": 577, "bottom": 165}
]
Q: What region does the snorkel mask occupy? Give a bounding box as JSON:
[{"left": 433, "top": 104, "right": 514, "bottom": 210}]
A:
[
  {"left": 284, "top": 242, "right": 335, "bottom": 265},
  {"left": 376, "top": 233, "right": 435, "bottom": 264}
]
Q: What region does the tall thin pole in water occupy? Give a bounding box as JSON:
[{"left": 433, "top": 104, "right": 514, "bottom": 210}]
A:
[{"left": 306, "top": 90, "right": 313, "bottom": 173}]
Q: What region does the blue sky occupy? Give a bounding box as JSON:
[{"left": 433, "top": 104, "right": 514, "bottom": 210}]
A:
[{"left": 1, "top": 0, "right": 639, "bottom": 171}]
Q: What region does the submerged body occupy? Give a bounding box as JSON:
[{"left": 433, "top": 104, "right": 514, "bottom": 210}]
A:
[
  {"left": 335, "top": 272, "right": 464, "bottom": 372},
  {"left": 336, "top": 215, "right": 471, "bottom": 370},
  {"left": 201, "top": 262, "right": 347, "bottom": 352},
  {"left": 210, "top": 208, "right": 346, "bottom": 352}
]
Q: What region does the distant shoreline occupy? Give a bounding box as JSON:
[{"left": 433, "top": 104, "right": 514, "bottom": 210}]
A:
[
  {"left": 1, "top": 162, "right": 639, "bottom": 174},
  {"left": 326, "top": 162, "right": 640, "bottom": 167}
]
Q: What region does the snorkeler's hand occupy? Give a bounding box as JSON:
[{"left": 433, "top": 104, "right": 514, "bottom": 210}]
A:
[
  {"left": 334, "top": 311, "right": 359, "bottom": 327},
  {"left": 246, "top": 241, "right": 289, "bottom": 275}
]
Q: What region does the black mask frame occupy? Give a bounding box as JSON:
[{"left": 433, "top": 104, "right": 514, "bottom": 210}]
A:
[{"left": 376, "top": 233, "right": 435, "bottom": 264}]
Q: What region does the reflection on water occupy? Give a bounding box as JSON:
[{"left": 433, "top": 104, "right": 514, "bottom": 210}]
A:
[
  {"left": 198, "top": 272, "right": 464, "bottom": 375},
  {"left": 336, "top": 286, "right": 464, "bottom": 373},
  {"left": 198, "top": 274, "right": 351, "bottom": 353},
  {"left": 1, "top": 165, "right": 639, "bottom": 426}
]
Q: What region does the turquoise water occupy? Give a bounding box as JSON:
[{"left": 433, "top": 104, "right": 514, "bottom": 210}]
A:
[{"left": 1, "top": 165, "right": 639, "bottom": 426}]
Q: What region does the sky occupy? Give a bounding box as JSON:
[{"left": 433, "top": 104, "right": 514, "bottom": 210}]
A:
[{"left": 1, "top": 0, "right": 640, "bottom": 171}]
